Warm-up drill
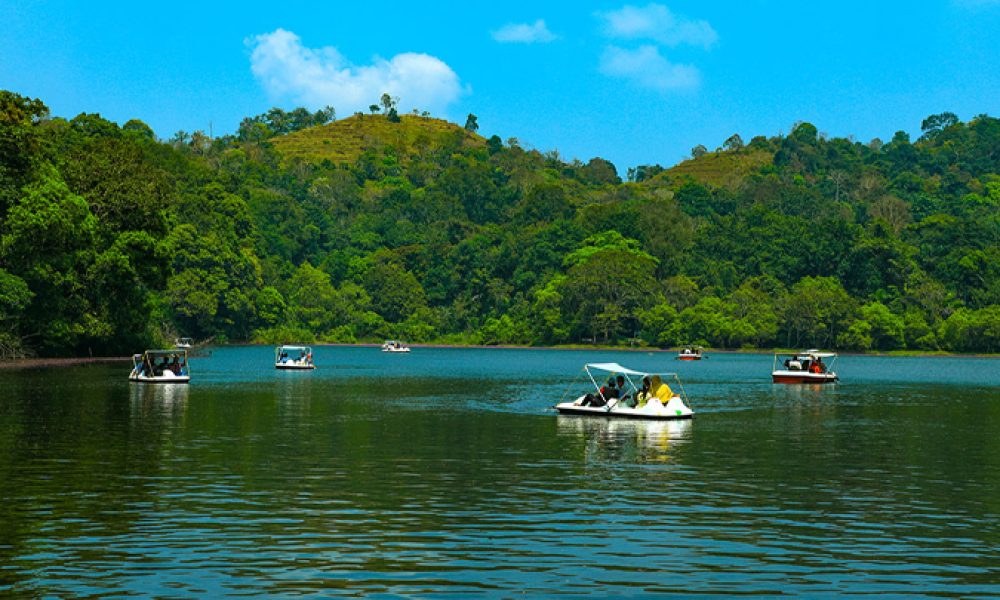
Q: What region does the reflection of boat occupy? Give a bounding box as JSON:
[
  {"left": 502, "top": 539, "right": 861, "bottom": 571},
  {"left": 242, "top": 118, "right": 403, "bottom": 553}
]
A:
[
  {"left": 554, "top": 362, "right": 694, "bottom": 420},
  {"left": 676, "top": 346, "right": 704, "bottom": 361},
  {"left": 556, "top": 415, "right": 692, "bottom": 462},
  {"left": 772, "top": 350, "right": 838, "bottom": 384},
  {"left": 382, "top": 340, "right": 410, "bottom": 353},
  {"left": 557, "top": 414, "right": 693, "bottom": 441},
  {"left": 275, "top": 345, "right": 314, "bottom": 370},
  {"left": 130, "top": 378, "right": 190, "bottom": 406},
  {"left": 129, "top": 349, "right": 191, "bottom": 383}
]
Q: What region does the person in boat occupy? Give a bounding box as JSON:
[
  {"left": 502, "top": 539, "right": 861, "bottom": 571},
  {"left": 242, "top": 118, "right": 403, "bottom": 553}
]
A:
[
  {"left": 581, "top": 377, "right": 616, "bottom": 407},
  {"left": 601, "top": 376, "right": 619, "bottom": 401},
  {"left": 170, "top": 356, "right": 181, "bottom": 375},
  {"left": 642, "top": 375, "right": 674, "bottom": 408},
  {"left": 280, "top": 351, "right": 288, "bottom": 363},
  {"left": 635, "top": 375, "right": 652, "bottom": 407},
  {"left": 811, "top": 357, "right": 826, "bottom": 374},
  {"left": 615, "top": 375, "right": 634, "bottom": 406}
]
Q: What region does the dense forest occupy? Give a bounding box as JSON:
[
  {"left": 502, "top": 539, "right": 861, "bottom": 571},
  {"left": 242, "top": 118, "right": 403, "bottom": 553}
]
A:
[{"left": 1, "top": 89, "right": 999, "bottom": 357}]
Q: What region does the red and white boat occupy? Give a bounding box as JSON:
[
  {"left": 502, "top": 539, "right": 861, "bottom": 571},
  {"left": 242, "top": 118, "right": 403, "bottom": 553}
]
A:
[
  {"left": 771, "top": 350, "right": 838, "bottom": 384},
  {"left": 676, "top": 346, "right": 704, "bottom": 361}
]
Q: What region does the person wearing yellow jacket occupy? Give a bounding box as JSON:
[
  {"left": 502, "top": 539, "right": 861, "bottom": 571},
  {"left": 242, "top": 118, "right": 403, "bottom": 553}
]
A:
[
  {"left": 636, "top": 374, "right": 674, "bottom": 408},
  {"left": 651, "top": 374, "right": 674, "bottom": 404}
]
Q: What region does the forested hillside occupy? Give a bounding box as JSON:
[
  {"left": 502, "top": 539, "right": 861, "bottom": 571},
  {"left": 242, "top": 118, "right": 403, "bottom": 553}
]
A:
[{"left": 1, "top": 90, "right": 999, "bottom": 357}]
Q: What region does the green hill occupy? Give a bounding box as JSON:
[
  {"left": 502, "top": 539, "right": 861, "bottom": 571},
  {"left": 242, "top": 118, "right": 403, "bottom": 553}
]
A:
[
  {"left": 272, "top": 113, "right": 485, "bottom": 164},
  {"left": 662, "top": 148, "right": 773, "bottom": 188},
  {"left": 4, "top": 88, "right": 1000, "bottom": 357}
]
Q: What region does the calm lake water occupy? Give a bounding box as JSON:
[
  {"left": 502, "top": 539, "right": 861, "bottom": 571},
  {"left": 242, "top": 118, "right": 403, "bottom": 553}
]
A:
[{"left": 1, "top": 347, "right": 999, "bottom": 597}]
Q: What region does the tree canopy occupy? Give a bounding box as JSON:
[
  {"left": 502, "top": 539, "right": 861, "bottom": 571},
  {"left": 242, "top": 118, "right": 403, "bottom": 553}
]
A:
[{"left": 2, "top": 88, "right": 1000, "bottom": 357}]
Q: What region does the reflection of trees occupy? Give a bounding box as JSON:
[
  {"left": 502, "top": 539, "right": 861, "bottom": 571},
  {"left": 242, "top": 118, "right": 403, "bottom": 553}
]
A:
[{"left": 0, "top": 366, "right": 187, "bottom": 592}]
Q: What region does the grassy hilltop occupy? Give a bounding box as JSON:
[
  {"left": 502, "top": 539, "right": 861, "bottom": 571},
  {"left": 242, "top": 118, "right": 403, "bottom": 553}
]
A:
[
  {"left": 272, "top": 113, "right": 484, "bottom": 165},
  {"left": 662, "top": 148, "right": 774, "bottom": 189}
]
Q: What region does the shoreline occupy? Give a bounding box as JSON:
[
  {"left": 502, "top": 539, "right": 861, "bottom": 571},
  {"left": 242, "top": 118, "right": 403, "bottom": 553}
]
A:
[
  {"left": 302, "top": 342, "right": 1000, "bottom": 358},
  {"left": 0, "top": 356, "right": 132, "bottom": 370},
  {"left": 2, "top": 345, "right": 997, "bottom": 371}
]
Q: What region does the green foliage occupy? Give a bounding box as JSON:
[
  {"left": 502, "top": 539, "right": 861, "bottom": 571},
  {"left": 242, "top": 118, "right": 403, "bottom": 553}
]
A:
[
  {"left": 3, "top": 89, "right": 1000, "bottom": 355},
  {"left": 0, "top": 91, "right": 49, "bottom": 215},
  {"left": 464, "top": 113, "right": 478, "bottom": 133},
  {"left": 784, "top": 277, "right": 856, "bottom": 349},
  {"left": 363, "top": 258, "right": 427, "bottom": 323}
]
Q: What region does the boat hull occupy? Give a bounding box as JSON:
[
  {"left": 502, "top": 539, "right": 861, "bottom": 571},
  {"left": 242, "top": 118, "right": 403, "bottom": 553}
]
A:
[
  {"left": 129, "top": 374, "right": 190, "bottom": 384},
  {"left": 555, "top": 397, "right": 694, "bottom": 420},
  {"left": 676, "top": 355, "right": 702, "bottom": 361},
  {"left": 771, "top": 370, "right": 837, "bottom": 384},
  {"left": 555, "top": 405, "right": 692, "bottom": 420},
  {"left": 275, "top": 363, "right": 315, "bottom": 370}
]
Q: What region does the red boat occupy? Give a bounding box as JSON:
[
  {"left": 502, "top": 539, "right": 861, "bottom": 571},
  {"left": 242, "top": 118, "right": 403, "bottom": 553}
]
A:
[
  {"left": 676, "top": 346, "right": 704, "bottom": 361},
  {"left": 771, "top": 350, "right": 838, "bottom": 384}
]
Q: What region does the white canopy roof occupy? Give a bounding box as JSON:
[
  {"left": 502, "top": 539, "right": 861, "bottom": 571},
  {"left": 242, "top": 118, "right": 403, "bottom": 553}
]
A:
[
  {"left": 585, "top": 362, "right": 676, "bottom": 377},
  {"left": 776, "top": 351, "right": 837, "bottom": 358},
  {"left": 278, "top": 345, "right": 310, "bottom": 351}
]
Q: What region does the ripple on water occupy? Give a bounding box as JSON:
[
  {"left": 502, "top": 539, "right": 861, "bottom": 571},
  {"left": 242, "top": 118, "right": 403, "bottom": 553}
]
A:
[{"left": 2, "top": 348, "right": 1000, "bottom": 597}]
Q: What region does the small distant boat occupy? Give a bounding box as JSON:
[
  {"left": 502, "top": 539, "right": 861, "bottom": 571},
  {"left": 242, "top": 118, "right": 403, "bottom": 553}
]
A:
[
  {"left": 174, "top": 337, "right": 194, "bottom": 349},
  {"left": 554, "top": 362, "right": 694, "bottom": 420},
  {"left": 772, "top": 350, "right": 838, "bottom": 384},
  {"left": 129, "top": 349, "right": 191, "bottom": 383},
  {"left": 275, "top": 345, "right": 315, "bottom": 370},
  {"left": 676, "top": 346, "right": 704, "bottom": 361},
  {"left": 382, "top": 340, "right": 410, "bottom": 353}
]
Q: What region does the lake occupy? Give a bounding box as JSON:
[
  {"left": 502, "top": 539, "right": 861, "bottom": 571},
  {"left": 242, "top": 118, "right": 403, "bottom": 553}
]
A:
[{"left": 1, "top": 347, "right": 999, "bottom": 597}]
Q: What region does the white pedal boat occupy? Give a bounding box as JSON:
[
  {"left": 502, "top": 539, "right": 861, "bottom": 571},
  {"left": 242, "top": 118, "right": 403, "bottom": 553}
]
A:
[
  {"left": 772, "top": 350, "right": 838, "bottom": 384},
  {"left": 554, "top": 362, "right": 694, "bottom": 420},
  {"left": 382, "top": 340, "right": 410, "bottom": 352},
  {"left": 129, "top": 349, "right": 191, "bottom": 383},
  {"left": 275, "top": 345, "right": 315, "bottom": 370}
]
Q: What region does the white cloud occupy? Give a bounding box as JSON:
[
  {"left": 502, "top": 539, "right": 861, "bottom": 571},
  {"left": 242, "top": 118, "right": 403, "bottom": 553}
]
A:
[
  {"left": 492, "top": 19, "right": 557, "bottom": 43},
  {"left": 599, "top": 45, "right": 700, "bottom": 91},
  {"left": 247, "top": 29, "right": 465, "bottom": 116},
  {"left": 597, "top": 4, "right": 718, "bottom": 48}
]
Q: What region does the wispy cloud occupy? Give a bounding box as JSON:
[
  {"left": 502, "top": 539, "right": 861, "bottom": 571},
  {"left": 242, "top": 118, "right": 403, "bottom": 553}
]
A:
[
  {"left": 247, "top": 29, "right": 465, "bottom": 115},
  {"left": 492, "top": 19, "right": 557, "bottom": 43},
  {"left": 597, "top": 3, "right": 718, "bottom": 49},
  {"left": 599, "top": 45, "right": 700, "bottom": 91}
]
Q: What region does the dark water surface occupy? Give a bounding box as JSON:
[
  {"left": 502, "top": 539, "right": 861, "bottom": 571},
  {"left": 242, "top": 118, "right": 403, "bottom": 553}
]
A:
[{"left": 2, "top": 347, "right": 999, "bottom": 597}]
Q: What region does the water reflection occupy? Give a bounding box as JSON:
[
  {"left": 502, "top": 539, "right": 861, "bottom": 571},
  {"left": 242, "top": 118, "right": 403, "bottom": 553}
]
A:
[
  {"left": 128, "top": 382, "right": 189, "bottom": 436},
  {"left": 2, "top": 350, "right": 1000, "bottom": 597},
  {"left": 128, "top": 382, "right": 189, "bottom": 412},
  {"left": 557, "top": 415, "right": 692, "bottom": 463}
]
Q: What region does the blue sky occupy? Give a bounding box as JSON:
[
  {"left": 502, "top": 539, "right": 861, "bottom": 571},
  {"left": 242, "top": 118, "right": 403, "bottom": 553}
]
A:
[{"left": 2, "top": 0, "right": 999, "bottom": 172}]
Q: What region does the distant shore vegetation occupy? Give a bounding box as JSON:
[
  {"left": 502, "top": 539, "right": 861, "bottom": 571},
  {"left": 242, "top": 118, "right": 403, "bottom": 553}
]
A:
[{"left": 1, "top": 90, "right": 999, "bottom": 358}]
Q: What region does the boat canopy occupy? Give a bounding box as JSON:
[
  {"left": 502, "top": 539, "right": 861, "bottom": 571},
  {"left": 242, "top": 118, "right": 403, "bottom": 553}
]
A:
[
  {"left": 278, "top": 345, "right": 310, "bottom": 352},
  {"left": 775, "top": 350, "right": 837, "bottom": 358},
  {"left": 142, "top": 349, "right": 187, "bottom": 357},
  {"left": 585, "top": 362, "right": 676, "bottom": 377}
]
